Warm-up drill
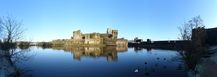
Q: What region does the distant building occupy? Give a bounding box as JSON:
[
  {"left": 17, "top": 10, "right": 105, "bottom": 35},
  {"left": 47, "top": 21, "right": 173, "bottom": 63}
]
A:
[
  {"left": 65, "top": 28, "right": 128, "bottom": 46},
  {"left": 134, "top": 37, "right": 143, "bottom": 43}
]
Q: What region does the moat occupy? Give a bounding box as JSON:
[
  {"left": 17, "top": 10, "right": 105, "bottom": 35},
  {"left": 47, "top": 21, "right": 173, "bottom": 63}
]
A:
[{"left": 15, "top": 46, "right": 188, "bottom": 77}]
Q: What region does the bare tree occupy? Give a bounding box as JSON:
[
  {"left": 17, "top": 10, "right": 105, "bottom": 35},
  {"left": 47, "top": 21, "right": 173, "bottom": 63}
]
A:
[
  {"left": 0, "top": 18, "right": 3, "bottom": 39},
  {"left": 178, "top": 16, "right": 205, "bottom": 40},
  {"left": 0, "top": 16, "right": 24, "bottom": 43}
]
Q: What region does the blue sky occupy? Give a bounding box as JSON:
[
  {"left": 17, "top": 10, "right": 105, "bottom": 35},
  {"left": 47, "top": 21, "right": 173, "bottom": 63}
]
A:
[{"left": 0, "top": 0, "right": 217, "bottom": 42}]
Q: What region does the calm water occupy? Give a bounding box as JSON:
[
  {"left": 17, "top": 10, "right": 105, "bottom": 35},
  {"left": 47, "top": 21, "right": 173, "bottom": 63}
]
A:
[{"left": 16, "top": 46, "right": 188, "bottom": 77}]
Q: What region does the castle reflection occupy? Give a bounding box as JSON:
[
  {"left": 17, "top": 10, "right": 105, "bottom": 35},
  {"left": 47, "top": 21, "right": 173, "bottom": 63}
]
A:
[{"left": 53, "top": 46, "right": 128, "bottom": 62}]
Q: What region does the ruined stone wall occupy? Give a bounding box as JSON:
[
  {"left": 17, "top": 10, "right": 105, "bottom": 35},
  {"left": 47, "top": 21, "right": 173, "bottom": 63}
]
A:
[
  {"left": 103, "top": 38, "right": 116, "bottom": 45},
  {"left": 116, "top": 39, "right": 128, "bottom": 46},
  {"left": 65, "top": 39, "right": 84, "bottom": 46},
  {"left": 84, "top": 39, "right": 102, "bottom": 45}
]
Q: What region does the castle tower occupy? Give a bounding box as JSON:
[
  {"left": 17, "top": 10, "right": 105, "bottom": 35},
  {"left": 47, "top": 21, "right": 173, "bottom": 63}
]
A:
[
  {"left": 73, "top": 30, "right": 82, "bottom": 39},
  {"left": 112, "top": 30, "right": 118, "bottom": 39},
  {"left": 106, "top": 28, "right": 118, "bottom": 39},
  {"left": 107, "top": 28, "right": 112, "bottom": 34}
]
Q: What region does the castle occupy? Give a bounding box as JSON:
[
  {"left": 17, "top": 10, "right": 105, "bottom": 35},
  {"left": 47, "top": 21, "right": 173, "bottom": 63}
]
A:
[{"left": 64, "top": 28, "right": 128, "bottom": 46}]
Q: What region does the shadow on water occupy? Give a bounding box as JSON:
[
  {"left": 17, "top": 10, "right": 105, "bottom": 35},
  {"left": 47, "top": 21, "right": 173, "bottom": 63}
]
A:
[
  {"left": 180, "top": 46, "right": 217, "bottom": 77},
  {"left": 0, "top": 44, "right": 35, "bottom": 77}
]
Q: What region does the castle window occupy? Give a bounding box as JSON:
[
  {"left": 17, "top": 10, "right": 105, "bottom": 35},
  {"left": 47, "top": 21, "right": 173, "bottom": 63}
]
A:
[
  {"left": 82, "top": 36, "right": 85, "bottom": 39},
  {"left": 108, "top": 34, "right": 113, "bottom": 38}
]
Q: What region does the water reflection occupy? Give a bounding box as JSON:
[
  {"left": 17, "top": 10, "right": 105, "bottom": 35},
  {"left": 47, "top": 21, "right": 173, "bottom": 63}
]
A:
[
  {"left": 9, "top": 44, "right": 217, "bottom": 77},
  {"left": 53, "top": 46, "right": 128, "bottom": 62},
  {"left": 0, "top": 47, "right": 33, "bottom": 77},
  {"left": 180, "top": 47, "right": 210, "bottom": 77},
  {"left": 130, "top": 46, "right": 210, "bottom": 77},
  {"left": 15, "top": 46, "right": 190, "bottom": 77}
]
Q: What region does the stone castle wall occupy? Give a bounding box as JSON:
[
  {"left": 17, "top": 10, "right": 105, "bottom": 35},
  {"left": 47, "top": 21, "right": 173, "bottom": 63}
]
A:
[
  {"left": 65, "top": 28, "right": 127, "bottom": 46},
  {"left": 53, "top": 28, "right": 128, "bottom": 46},
  {"left": 116, "top": 39, "right": 128, "bottom": 46}
]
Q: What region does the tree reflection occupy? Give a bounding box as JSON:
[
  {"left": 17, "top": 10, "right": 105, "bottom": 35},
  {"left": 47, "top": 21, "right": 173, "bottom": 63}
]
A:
[
  {"left": 170, "top": 46, "right": 209, "bottom": 77},
  {"left": 182, "top": 47, "right": 208, "bottom": 76},
  {"left": 0, "top": 47, "right": 33, "bottom": 77}
]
